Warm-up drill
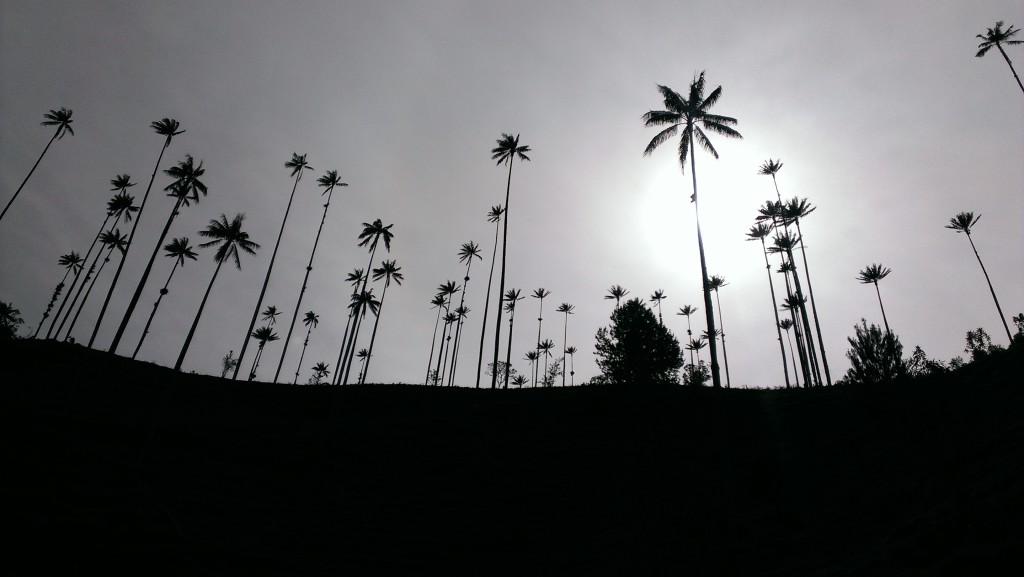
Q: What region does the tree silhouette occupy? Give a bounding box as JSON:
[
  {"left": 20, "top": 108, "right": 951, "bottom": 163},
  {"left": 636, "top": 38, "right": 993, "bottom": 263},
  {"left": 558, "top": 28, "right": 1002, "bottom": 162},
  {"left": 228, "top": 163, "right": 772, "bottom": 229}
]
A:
[
  {"left": 976, "top": 21, "right": 1024, "bottom": 95},
  {"left": 538, "top": 338, "right": 556, "bottom": 386},
  {"left": 430, "top": 281, "right": 461, "bottom": 386},
  {"left": 63, "top": 228, "right": 128, "bottom": 339},
  {"left": 34, "top": 252, "right": 82, "bottom": 338},
  {"left": 175, "top": 214, "right": 259, "bottom": 371},
  {"left": 530, "top": 288, "right": 552, "bottom": 386},
  {"left": 565, "top": 346, "right": 578, "bottom": 386},
  {"left": 783, "top": 197, "right": 832, "bottom": 385},
  {"left": 857, "top": 264, "right": 893, "bottom": 336},
  {"left": 685, "top": 337, "right": 707, "bottom": 365},
  {"left": 490, "top": 134, "right": 531, "bottom": 389},
  {"left": 338, "top": 219, "right": 394, "bottom": 385},
  {"left": 448, "top": 242, "right": 481, "bottom": 386},
  {"left": 556, "top": 303, "right": 575, "bottom": 386},
  {"left": 605, "top": 285, "right": 630, "bottom": 308},
  {"left": 706, "top": 275, "right": 731, "bottom": 388},
  {"left": 843, "top": 320, "right": 906, "bottom": 385},
  {"left": 502, "top": 288, "right": 525, "bottom": 388},
  {"left": 1, "top": 108, "right": 74, "bottom": 224},
  {"left": 360, "top": 260, "right": 404, "bottom": 384},
  {"left": 0, "top": 301, "right": 24, "bottom": 339},
  {"left": 132, "top": 237, "right": 198, "bottom": 359},
  {"left": 475, "top": 204, "right": 504, "bottom": 388},
  {"left": 524, "top": 350, "right": 540, "bottom": 387},
  {"left": 511, "top": 374, "right": 528, "bottom": 388},
  {"left": 335, "top": 268, "right": 365, "bottom": 384},
  {"left": 768, "top": 230, "right": 820, "bottom": 386},
  {"left": 261, "top": 305, "right": 280, "bottom": 326},
  {"left": 780, "top": 291, "right": 813, "bottom": 387},
  {"left": 676, "top": 305, "right": 698, "bottom": 366},
  {"left": 310, "top": 361, "right": 330, "bottom": 385},
  {"left": 595, "top": 298, "right": 682, "bottom": 386},
  {"left": 355, "top": 348, "right": 371, "bottom": 384},
  {"left": 439, "top": 311, "right": 458, "bottom": 386},
  {"left": 778, "top": 319, "right": 800, "bottom": 388},
  {"left": 424, "top": 293, "right": 447, "bottom": 386},
  {"left": 342, "top": 289, "right": 381, "bottom": 385},
  {"left": 248, "top": 325, "right": 280, "bottom": 381},
  {"left": 649, "top": 290, "right": 667, "bottom": 324},
  {"left": 292, "top": 311, "right": 319, "bottom": 384},
  {"left": 946, "top": 212, "right": 1013, "bottom": 343},
  {"left": 746, "top": 222, "right": 790, "bottom": 388}
]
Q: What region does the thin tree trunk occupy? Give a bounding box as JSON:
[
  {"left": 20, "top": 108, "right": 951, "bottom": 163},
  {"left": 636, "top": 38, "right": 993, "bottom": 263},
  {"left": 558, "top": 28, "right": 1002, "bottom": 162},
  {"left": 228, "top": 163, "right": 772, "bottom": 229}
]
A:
[
  {"left": 872, "top": 282, "right": 891, "bottom": 335},
  {"left": 55, "top": 238, "right": 107, "bottom": 339},
  {"left": 475, "top": 218, "right": 501, "bottom": 388},
  {"left": 360, "top": 281, "right": 390, "bottom": 384},
  {"left": 34, "top": 268, "right": 74, "bottom": 338},
  {"left": 786, "top": 246, "right": 820, "bottom": 387},
  {"left": 333, "top": 307, "right": 356, "bottom": 385},
  {"left": 688, "top": 131, "right": 721, "bottom": 388},
  {"left": 48, "top": 214, "right": 111, "bottom": 338},
  {"left": 996, "top": 44, "right": 1024, "bottom": 95},
  {"left": 785, "top": 329, "right": 800, "bottom": 388},
  {"left": 966, "top": 233, "right": 1013, "bottom": 343},
  {"left": 342, "top": 300, "right": 371, "bottom": 386},
  {"left": 760, "top": 239, "right": 791, "bottom": 388},
  {"left": 503, "top": 308, "right": 516, "bottom": 389},
  {"left": 339, "top": 245, "right": 379, "bottom": 385},
  {"left": 533, "top": 298, "right": 544, "bottom": 387},
  {"left": 132, "top": 260, "right": 181, "bottom": 359},
  {"left": 293, "top": 323, "right": 315, "bottom": 384},
  {"left": 174, "top": 258, "right": 224, "bottom": 371},
  {"left": 561, "top": 314, "right": 568, "bottom": 387},
  {"left": 425, "top": 304, "right": 444, "bottom": 385},
  {"left": 0, "top": 130, "right": 58, "bottom": 224},
  {"left": 433, "top": 309, "right": 450, "bottom": 386},
  {"left": 64, "top": 244, "right": 117, "bottom": 339},
  {"left": 491, "top": 161, "right": 515, "bottom": 389},
  {"left": 448, "top": 260, "right": 474, "bottom": 386},
  {"left": 794, "top": 221, "right": 832, "bottom": 385},
  {"left": 249, "top": 344, "right": 265, "bottom": 381},
  {"left": 714, "top": 290, "right": 731, "bottom": 388}
]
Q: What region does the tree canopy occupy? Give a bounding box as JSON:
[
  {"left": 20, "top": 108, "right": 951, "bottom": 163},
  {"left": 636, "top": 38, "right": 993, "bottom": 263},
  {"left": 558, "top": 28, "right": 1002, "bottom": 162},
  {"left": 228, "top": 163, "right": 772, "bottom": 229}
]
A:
[{"left": 594, "top": 298, "right": 682, "bottom": 386}]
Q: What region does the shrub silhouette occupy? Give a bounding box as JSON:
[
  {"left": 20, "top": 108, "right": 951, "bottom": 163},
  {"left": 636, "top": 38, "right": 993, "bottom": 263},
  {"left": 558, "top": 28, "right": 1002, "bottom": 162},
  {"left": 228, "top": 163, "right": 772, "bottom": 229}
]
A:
[
  {"left": 842, "top": 319, "right": 906, "bottom": 385},
  {"left": 594, "top": 297, "right": 682, "bottom": 386}
]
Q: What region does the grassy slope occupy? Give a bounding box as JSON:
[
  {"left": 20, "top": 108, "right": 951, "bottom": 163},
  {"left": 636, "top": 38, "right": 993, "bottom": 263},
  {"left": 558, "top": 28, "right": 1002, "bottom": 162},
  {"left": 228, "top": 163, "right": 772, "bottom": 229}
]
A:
[{"left": 3, "top": 339, "right": 1022, "bottom": 576}]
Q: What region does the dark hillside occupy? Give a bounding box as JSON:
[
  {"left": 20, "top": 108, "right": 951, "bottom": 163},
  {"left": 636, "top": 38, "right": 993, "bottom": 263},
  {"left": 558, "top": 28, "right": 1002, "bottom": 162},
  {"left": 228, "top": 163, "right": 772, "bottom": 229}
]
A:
[{"left": 3, "top": 339, "right": 1022, "bottom": 576}]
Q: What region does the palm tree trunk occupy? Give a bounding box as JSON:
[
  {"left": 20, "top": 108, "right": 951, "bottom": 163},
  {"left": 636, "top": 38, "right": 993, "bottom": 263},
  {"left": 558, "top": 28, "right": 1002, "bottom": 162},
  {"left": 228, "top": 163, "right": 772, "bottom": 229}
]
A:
[
  {"left": 338, "top": 245, "right": 380, "bottom": 384},
  {"left": 64, "top": 245, "right": 117, "bottom": 339},
  {"left": 873, "top": 282, "right": 891, "bottom": 335},
  {"left": 359, "top": 281, "right": 390, "bottom": 384},
  {"left": 561, "top": 314, "right": 568, "bottom": 387},
  {"left": 250, "top": 343, "right": 266, "bottom": 381},
  {"left": 0, "top": 129, "right": 58, "bottom": 224},
  {"left": 55, "top": 241, "right": 106, "bottom": 339},
  {"left": 476, "top": 220, "right": 501, "bottom": 388},
  {"left": 48, "top": 214, "right": 111, "bottom": 338},
  {"left": 448, "top": 261, "right": 473, "bottom": 386},
  {"left": 425, "top": 304, "right": 444, "bottom": 385},
  {"left": 688, "top": 131, "right": 721, "bottom": 388},
  {"left": 503, "top": 309, "right": 516, "bottom": 389},
  {"left": 491, "top": 161, "right": 515, "bottom": 389},
  {"left": 333, "top": 308, "right": 356, "bottom": 385},
  {"left": 34, "top": 269, "right": 73, "bottom": 338},
  {"left": 89, "top": 135, "right": 174, "bottom": 349},
  {"left": 132, "top": 260, "right": 180, "bottom": 359},
  {"left": 293, "top": 323, "right": 314, "bottom": 384},
  {"left": 533, "top": 299, "right": 544, "bottom": 387},
  {"left": 713, "top": 290, "right": 731, "bottom": 388},
  {"left": 232, "top": 171, "right": 305, "bottom": 380},
  {"left": 785, "top": 330, "right": 800, "bottom": 388},
  {"left": 781, "top": 265, "right": 812, "bottom": 387},
  {"left": 342, "top": 306, "right": 369, "bottom": 386},
  {"left": 965, "top": 233, "right": 1013, "bottom": 342},
  {"left": 174, "top": 258, "right": 224, "bottom": 371},
  {"left": 794, "top": 221, "right": 832, "bottom": 385},
  {"left": 760, "top": 239, "right": 791, "bottom": 388},
  {"left": 996, "top": 44, "right": 1024, "bottom": 95},
  {"left": 433, "top": 311, "right": 450, "bottom": 386}
]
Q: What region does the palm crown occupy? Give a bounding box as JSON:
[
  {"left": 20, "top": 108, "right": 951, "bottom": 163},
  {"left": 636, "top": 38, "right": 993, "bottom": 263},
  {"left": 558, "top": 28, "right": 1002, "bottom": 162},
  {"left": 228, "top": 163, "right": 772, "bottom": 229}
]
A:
[
  {"left": 487, "top": 205, "right": 505, "bottom": 223},
  {"left": 151, "top": 118, "right": 184, "bottom": 138},
  {"left": 491, "top": 134, "right": 532, "bottom": 166},
  {"left": 857, "top": 264, "right": 892, "bottom": 285},
  {"left": 758, "top": 159, "right": 783, "bottom": 177},
  {"left": 198, "top": 214, "right": 260, "bottom": 269},
  {"left": 556, "top": 303, "right": 575, "bottom": 315},
  {"left": 106, "top": 191, "right": 139, "bottom": 221},
  {"left": 977, "top": 21, "right": 1022, "bottom": 57},
  {"left": 163, "top": 237, "right": 198, "bottom": 266},
  {"left": 164, "top": 155, "right": 208, "bottom": 206},
  {"left": 317, "top": 170, "right": 347, "bottom": 193},
  {"left": 372, "top": 259, "right": 404, "bottom": 286},
  {"left": 357, "top": 219, "right": 394, "bottom": 253},
  {"left": 503, "top": 289, "right": 524, "bottom": 313},
  {"left": 285, "top": 153, "right": 313, "bottom": 177},
  {"left": 42, "top": 108, "right": 75, "bottom": 139},
  {"left": 59, "top": 252, "right": 84, "bottom": 272},
  {"left": 458, "top": 242, "right": 482, "bottom": 264},
  {"left": 99, "top": 229, "right": 128, "bottom": 253},
  {"left": 303, "top": 311, "right": 319, "bottom": 328},
  {"left": 945, "top": 212, "right": 980, "bottom": 235}
]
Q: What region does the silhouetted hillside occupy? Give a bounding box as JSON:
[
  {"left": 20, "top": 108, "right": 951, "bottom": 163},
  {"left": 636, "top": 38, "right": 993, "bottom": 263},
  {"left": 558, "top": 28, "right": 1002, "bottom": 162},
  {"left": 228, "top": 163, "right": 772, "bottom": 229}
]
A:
[{"left": 3, "top": 339, "right": 1022, "bottom": 576}]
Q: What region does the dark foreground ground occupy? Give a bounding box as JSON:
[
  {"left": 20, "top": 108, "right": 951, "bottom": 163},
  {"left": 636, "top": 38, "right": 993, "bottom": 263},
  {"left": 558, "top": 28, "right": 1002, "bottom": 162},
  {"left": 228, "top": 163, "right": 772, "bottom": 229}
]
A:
[{"left": 3, "top": 339, "right": 1023, "bottom": 576}]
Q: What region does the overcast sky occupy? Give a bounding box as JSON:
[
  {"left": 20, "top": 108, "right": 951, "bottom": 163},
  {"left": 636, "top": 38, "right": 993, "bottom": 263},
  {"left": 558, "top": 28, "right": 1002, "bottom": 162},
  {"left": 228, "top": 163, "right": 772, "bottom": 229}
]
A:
[{"left": 2, "top": 0, "right": 1021, "bottom": 386}]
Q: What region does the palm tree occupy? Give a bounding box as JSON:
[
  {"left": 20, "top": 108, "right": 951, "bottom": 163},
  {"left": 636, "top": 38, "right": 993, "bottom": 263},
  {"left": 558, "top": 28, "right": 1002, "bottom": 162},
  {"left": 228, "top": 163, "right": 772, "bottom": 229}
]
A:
[
  {"left": 1, "top": 108, "right": 74, "bottom": 224},
  {"left": 334, "top": 268, "right": 365, "bottom": 384},
  {"left": 780, "top": 287, "right": 813, "bottom": 387},
  {"left": 707, "top": 275, "right": 731, "bottom": 388},
  {"left": 355, "top": 349, "right": 371, "bottom": 384},
  {"left": 448, "top": 242, "right": 481, "bottom": 386},
  {"left": 63, "top": 228, "right": 128, "bottom": 339},
  {"left": 758, "top": 159, "right": 785, "bottom": 203},
  {"left": 248, "top": 326, "right": 279, "bottom": 381},
  {"left": 605, "top": 285, "right": 629, "bottom": 308},
  {"left": 676, "top": 305, "right": 698, "bottom": 366},
  {"left": 555, "top": 303, "right": 575, "bottom": 386},
  {"left": 538, "top": 339, "right": 556, "bottom": 386},
  {"left": 342, "top": 289, "right": 381, "bottom": 385},
  {"left": 511, "top": 374, "right": 528, "bottom": 388},
  {"left": 34, "top": 252, "right": 83, "bottom": 338},
  {"left": 90, "top": 119, "right": 185, "bottom": 348},
  {"left": 439, "top": 311, "right": 459, "bottom": 386},
  {"left": 0, "top": 301, "right": 23, "bottom": 339},
  {"left": 490, "top": 134, "right": 531, "bottom": 389},
  {"left": 233, "top": 153, "right": 312, "bottom": 380},
  {"left": 475, "top": 205, "right": 505, "bottom": 388},
  {"left": 132, "top": 237, "right": 198, "bottom": 359},
  {"left": 261, "top": 305, "right": 280, "bottom": 326},
  {"left": 424, "top": 293, "right": 447, "bottom": 386},
  {"left": 946, "top": 212, "right": 1013, "bottom": 342},
  {"left": 111, "top": 154, "right": 207, "bottom": 353},
  {"left": 565, "top": 346, "right": 578, "bottom": 386},
  {"left": 976, "top": 21, "right": 1024, "bottom": 95},
  {"left": 274, "top": 169, "right": 348, "bottom": 382},
  {"left": 769, "top": 231, "right": 820, "bottom": 386},
  {"left": 174, "top": 214, "right": 259, "bottom": 371},
  {"left": 686, "top": 337, "right": 707, "bottom": 364},
  {"left": 643, "top": 71, "right": 742, "bottom": 388},
  {"left": 310, "top": 361, "right": 330, "bottom": 385},
  {"left": 530, "top": 288, "right": 552, "bottom": 386},
  {"left": 502, "top": 288, "right": 524, "bottom": 389},
  {"left": 649, "top": 290, "right": 667, "bottom": 324},
  {"left": 746, "top": 222, "right": 790, "bottom": 388},
  {"left": 778, "top": 319, "right": 800, "bottom": 388},
  {"left": 340, "top": 219, "right": 394, "bottom": 385},
  {"left": 784, "top": 197, "right": 831, "bottom": 385},
  {"left": 360, "top": 260, "right": 404, "bottom": 384},
  {"left": 524, "top": 350, "right": 540, "bottom": 387},
  {"left": 292, "top": 311, "right": 319, "bottom": 384},
  {"left": 857, "top": 264, "right": 893, "bottom": 335}
]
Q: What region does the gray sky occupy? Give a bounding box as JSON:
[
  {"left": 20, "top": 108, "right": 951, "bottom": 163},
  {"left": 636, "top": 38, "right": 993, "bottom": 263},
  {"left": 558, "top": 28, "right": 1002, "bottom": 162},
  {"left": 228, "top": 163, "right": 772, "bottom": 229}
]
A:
[{"left": 2, "top": 0, "right": 1022, "bottom": 386}]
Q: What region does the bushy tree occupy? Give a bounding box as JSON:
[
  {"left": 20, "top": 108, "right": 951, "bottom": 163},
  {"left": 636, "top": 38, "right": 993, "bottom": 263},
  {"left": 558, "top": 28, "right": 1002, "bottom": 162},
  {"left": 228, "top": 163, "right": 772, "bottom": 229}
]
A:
[
  {"left": 905, "top": 346, "right": 949, "bottom": 378},
  {"left": 1, "top": 301, "right": 24, "bottom": 339},
  {"left": 485, "top": 361, "right": 517, "bottom": 389},
  {"left": 682, "top": 360, "right": 710, "bottom": 387},
  {"left": 842, "top": 320, "right": 906, "bottom": 385},
  {"left": 594, "top": 298, "right": 682, "bottom": 386},
  {"left": 964, "top": 327, "right": 1004, "bottom": 362}
]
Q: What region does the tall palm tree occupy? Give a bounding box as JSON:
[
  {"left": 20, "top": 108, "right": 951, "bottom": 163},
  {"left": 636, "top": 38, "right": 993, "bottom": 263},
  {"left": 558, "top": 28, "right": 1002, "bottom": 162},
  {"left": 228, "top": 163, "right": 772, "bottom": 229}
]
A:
[
  {"left": 565, "top": 346, "right": 578, "bottom": 387},
  {"left": 676, "top": 305, "right": 698, "bottom": 366},
  {"left": 758, "top": 159, "right": 785, "bottom": 204},
  {"left": 261, "top": 305, "right": 280, "bottom": 326},
  {"left": 475, "top": 205, "right": 504, "bottom": 388},
  {"left": 649, "top": 290, "right": 667, "bottom": 324},
  {"left": 946, "top": 212, "right": 1013, "bottom": 342},
  {"left": 778, "top": 319, "right": 800, "bottom": 388},
  {"left": 857, "top": 264, "right": 893, "bottom": 335},
  {"left": 779, "top": 274, "right": 814, "bottom": 387},
  {"left": 769, "top": 231, "right": 820, "bottom": 386},
  {"left": 342, "top": 289, "right": 381, "bottom": 385},
  {"left": 340, "top": 219, "right": 394, "bottom": 385},
  {"left": 132, "top": 237, "right": 198, "bottom": 359},
  {"left": 424, "top": 293, "right": 447, "bottom": 386},
  {"left": 643, "top": 71, "right": 742, "bottom": 388},
  {"left": 524, "top": 350, "right": 540, "bottom": 387},
  {"left": 111, "top": 154, "right": 207, "bottom": 353},
  {"left": 1, "top": 108, "right": 74, "bottom": 224},
  {"left": 556, "top": 302, "right": 575, "bottom": 387},
  {"left": 707, "top": 275, "right": 731, "bottom": 388},
  {"left": 448, "top": 242, "right": 481, "bottom": 386},
  {"left": 293, "top": 311, "right": 319, "bottom": 384},
  {"left": 976, "top": 21, "right": 1024, "bottom": 95},
  {"left": 360, "top": 260, "right": 404, "bottom": 384},
  {"left": 248, "top": 326, "right": 280, "bottom": 381},
  {"left": 784, "top": 197, "right": 831, "bottom": 385},
  {"left": 233, "top": 153, "right": 312, "bottom": 380},
  {"left": 686, "top": 337, "right": 707, "bottom": 365},
  {"left": 746, "top": 222, "right": 790, "bottom": 388},
  {"left": 175, "top": 214, "right": 259, "bottom": 371},
  {"left": 90, "top": 119, "right": 185, "bottom": 348},
  {"left": 490, "top": 134, "right": 531, "bottom": 389},
  {"left": 538, "top": 339, "right": 556, "bottom": 386},
  {"left": 530, "top": 288, "right": 552, "bottom": 386},
  {"left": 274, "top": 169, "right": 348, "bottom": 382},
  {"left": 605, "top": 285, "right": 629, "bottom": 308},
  {"left": 438, "top": 311, "right": 459, "bottom": 386},
  {"left": 502, "top": 288, "right": 524, "bottom": 389},
  {"left": 334, "top": 268, "right": 365, "bottom": 384},
  {"left": 64, "top": 228, "right": 128, "bottom": 339},
  {"left": 34, "top": 252, "right": 83, "bottom": 338},
  {"left": 355, "top": 349, "right": 371, "bottom": 384}
]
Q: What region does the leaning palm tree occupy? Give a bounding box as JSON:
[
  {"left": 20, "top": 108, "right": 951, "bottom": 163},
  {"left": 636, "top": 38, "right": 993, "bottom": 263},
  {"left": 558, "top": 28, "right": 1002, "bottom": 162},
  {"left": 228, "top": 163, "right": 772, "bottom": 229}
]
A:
[
  {"left": 1, "top": 108, "right": 74, "bottom": 224},
  {"left": 334, "top": 268, "right": 365, "bottom": 384},
  {"left": 89, "top": 119, "right": 185, "bottom": 348},
  {"left": 261, "top": 305, "right": 280, "bottom": 326},
  {"left": 530, "top": 288, "right": 552, "bottom": 386},
  {"left": 174, "top": 213, "right": 259, "bottom": 371},
  {"left": 676, "top": 305, "right": 698, "bottom": 366},
  {"left": 857, "top": 264, "right": 893, "bottom": 335},
  {"left": 63, "top": 228, "right": 128, "bottom": 339},
  {"left": 707, "top": 275, "right": 731, "bottom": 388},
  {"left": 565, "top": 346, "right": 578, "bottom": 387},
  {"left": 490, "top": 134, "right": 531, "bottom": 389},
  {"left": 946, "top": 212, "right": 1013, "bottom": 342},
  {"left": 976, "top": 21, "right": 1024, "bottom": 95},
  {"left": 292, "top": 311, "right": 319, "bottom": 384},
  {"left": 339, "top": 219, "right": 394, "bottom": 385},
  {"left": 746, "top": 222, "right": 790, "bottom": 388},
  {"left": 538, "top": 339, "right": 556, "bottom": 386},
  {"left": 34, "top": 252, "right": 83, "bottom": 338},
  {"left": 649, "top": 290, "right": 667, "bottom": 324},
  {"left": 448, "top": 242, "right": 481, "bottom": 386},
  {"left": 341, "top": 289, "right": 381, "bottom": 385},
  {"left": 132, "top": 237, "right": 198, "bottom": 359},
  {"left": 769, "top": 231, "right": 821, "bottom": 386},
  {"left": 360, "top": 260, "right": 404, "bottom": 384},
  {"left": 424, "top": 293, "right": 448, "bottom": 386},
  {"left": 643, "top": 71, "right": 742, "bottom": 388},
  {"left": 111, "top": 154, "right": 207, "bottom": 353},
  {"left": 555, "top": 303, "right": 575, "bottom": 387},
  {"left": 475, "top": 204, "right": 505, "bottom": 388},
  {"left": 274, "top": 169, "right": 348, "bottom": 382},
  {"left": 248, "top": 326, "right": 279, "bottom": 382},
  {"left": 778, "top": 319, "right": 800, "bottom": 388},
  {"left": 605, "top": 285, "right": 629, "bottom": 308},
  {"left": 780, "top": 288, "right": 814, "bottom": 387},
  {"left": 783, "top": 197, "right": 831, "bottom": 385},
  {"left": 502, "top": 288, "right": 525, "bottom": 388},
  {"left": 233, "top": 153, "right": 312, "bottom": 380}
]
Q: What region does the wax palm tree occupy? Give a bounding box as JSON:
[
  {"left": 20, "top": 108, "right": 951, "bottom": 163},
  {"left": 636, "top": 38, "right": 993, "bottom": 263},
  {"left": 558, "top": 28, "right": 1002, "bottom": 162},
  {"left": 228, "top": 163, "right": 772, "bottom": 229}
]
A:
[
  {"left": 976, "top": 21, "right": 1024, "bottom": 95},
  {"left": 769, "top": 231, "right": 820, "bottom": 386},
  {"left": 746, "top": 222, "right": 790, "bottom": 388},
  {"left": 425, "top": 293, "right": 447, "bottom": 386},
  {"left": 439, "top": 311, "right": 459, "bottom": 386},
  {"left": 565, "top": 346, "right": 578, "bottom": 386},
  {"left": 1, "top": 108, "right": 74, "bottom": 224},
  {"left": 111, "top": 154, "right": 207, "bottom": 353},
  {"left": 360, "top": 260, "right": 404, "bottom": 384},
  {"left": 274, "top": 169, "right": 348, "bottom": 382},
  {"left": 34, "top": 252, "right": 83, "bottom": 338},
  {"left": 758, "top": 159, "right": 785, "bottom": 204},
  {"left": 529, "top": 287, "right": 552, "bottom": 385},
  {"left": 334, "top": 268, "right": 365, "bottom": 384},
  {"left": 90, "top": 119, "right": 185, "bottom": 348},
  {"left": 946, "top": 212, "right": 1013, "bottom": 342},
  {"left": 780, "top": 291, "right": 813, "bottom": 387},
  {"left": 476, "top": 205, "right": 505, "bottom": 388},
  {"left": 676, "top": 305, "right": 698, "bottom": 366},
  {"left": 643, "top": 71, "right": 742, "bottom": 388},
  {"left": 175, "top": 214, "right": 259, "bottom": 371},
  {"left": 248, "top": 326, "right": 279, "bottom": 381},
  {"left": 132, "top": 237, "right": 198, "bottom": 359},
  {"left": 342, "top": 289, "right": 381, "bottom": 385},
  {"left": 555, "top": 303, "right": 574, "bottom": 386},
  {"left": 355, "top": 349, "right": 371, "bottom": 384},
  {"left": 707, "top": 275, "right": 731, "bottom": 388},
  {"left": 310, "top": 361, "right": 330, "bottom": 385},
  {"left": 64, "top": 228, "right": 128, "bottom": 339},
  {"left": 686, "top": 337, "right": 707, "bottom": 364},
  {"left": 502, "top": 288, "right": 525, "bottom": 388},
  {"left": 778, "top": 319, "right": 800, "bottom": 388},
  {"left": 448, "top": 242, "right": 481, "bottom": 386},
  {"left": 524, "top": 350, "right": 540, "bottom": 387},
  {"left": 233, "top": 153, "right": 313, "bottom": 380},
  {"left": 490, "top": 134, "right": 531, "bottom": 389},
  {"left": 605, "top": 285, "right": 629, "bottom": 308},
  {"left": 261, "top": 305, "right": 280, "bottom": 326},
  {"left": 649, "top": 290, "right": 667, "bottom": 324},
  {"left": 338, "top": 219, "right": 394, "bottom": 385},
  {"left": 538, "top": 339, "right": 556, "bottom": 386},
  {"left": 857, "top": 264, "right": 893, "bottom": 335},
  {"left": 784, "top": 197, "right": 831, "bottom": 385},
  {"left": 292, "top": 311, "right": 319, "bottom": 384},
  {"left": 511, "top": 374, "right": 528, "bottom": 388}
]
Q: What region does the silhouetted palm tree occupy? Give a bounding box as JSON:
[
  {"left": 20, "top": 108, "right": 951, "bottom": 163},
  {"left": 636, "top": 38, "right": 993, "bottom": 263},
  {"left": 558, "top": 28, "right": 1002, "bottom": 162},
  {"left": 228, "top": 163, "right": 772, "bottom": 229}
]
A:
[
  {"left": 111, "top": 154, "right": 207, "bottom": 353},
  {"left": 769, "top": 231, "right": 820, "bottom": 386},
  {"left": 64, "top": 228, "right": 127, "bottom": 339},
  {"left": 293, "top": 311, "right": 319, "bottom": 384},
  {"left": 784, "top": 197, "right": 831, "bottom": 385},
  {"left": 261, "top": 305, "right": 280, "bottom": 326},
  {"left": 132, "top": 237, "right": 198, "bottom": 359},
  {"left": 746, "top": 222, "right": 790, "bottom": 388},
  {"left": 556, "top": 302, "right": 574, "bottom": 386},
  {"left": 355, "top": 349, "right": 370, "bottom": 384},
  {"left": 360, "top": 260, "right": 404, "bottom": 384},
  {"left": 274, "top": 169, "right": 348, "bottom": 382},
  {"left": 34, "top": 252, "right": 83, "bottom": 338},
  {"left": 89, "top": 119, "right": 185, "bottom": 348},
  {"left": 538, "top": 339, "right": 556, "bottom": 386},
  {"left": 439, "top": 311, "right": 458, "bottom": 386},
  {"left": 425, "top": 293, "right": 447, "bottom": 386},
  {"left": 857, "top": 264, "right": 893, "bottom": 335},
  {"left": 686, "top": 337, "right": 707, "bottom": 364},
  {"left": 649, "top": 290, "right": 667, "bottom": 324},
  {"left": 340, "top": 219, "right": 394, "bottom": 385},
  {"left": 1, "top": 108, "right": 74, "bottom": 224},
  {"left": 976, "top": 21, "right": 1024, "bottom": 95},
  {"left": 643, "top": 71, "right": 742, "bottom": 388},
  {"left": 707, "top": 275, "right": 731, "bottom": 388},
  {"left": 676, "top": 305, "right": 698, "bottom": 366},
  {"left": 334, "top": 268, "right": 365, "bottom": 384},
  {"left": 175, "top": 213, "right": 259, "bottom": 371},
  {"left": 233, "top": 153, "right": 312, "bottom": 380},
  {"left": 778, "top": 319, "right": 800, "bottom": 388},
  {"left": 946, "top": 212, "right": 1013, "bottom": 342},
  {"left": 448, "top": 242, "right": 481, "bottom": 386},
  {"left": 511, "top": 374, "right": 528, "bottom": 388},
  {"left": 565, "top": 346, "right": 577, "bottom": 386},
  {"left": 475, "top": 204, "right": 504, "bottom": 388},
  {"left": 248, "top": 326, "right": 279, "bottom": 382},
  {"left": 605, "top": 285, "right": 629, "bottom": 309},
  {"left": 780, "top": 287, "right": 813, "bottom": 387},
  {"left": 502, "top": 288, "right": 524, "bottom": 389},
  {"left": 342, "top": 289, "right": 381, "bottom": 385},
  {"left": 310, "top": 361, "right": 330, "bottom": 385},
  {"left": 524, "top": 350, "right": 540, "bottom": 387},
  {"left": 758, "top": 159, "right": 785, "bottom": 203},
  {"left": 530, "top": 288, "right": 552, "bottom": 385},
  {"left": 490, "top": 134, "right": 531, "bottom": 389}
]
